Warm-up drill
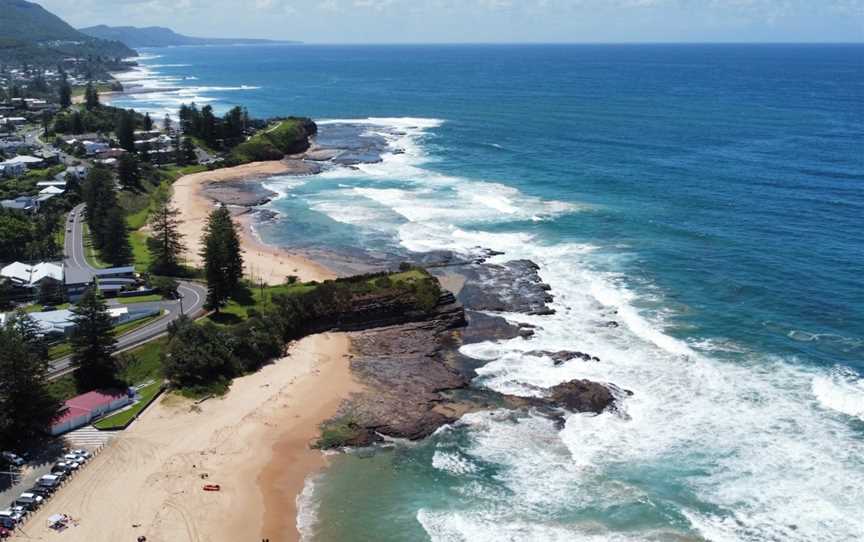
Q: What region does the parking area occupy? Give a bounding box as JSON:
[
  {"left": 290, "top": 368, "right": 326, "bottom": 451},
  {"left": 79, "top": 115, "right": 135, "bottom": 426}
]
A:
[{"left": 0, "top": 431, "right": 113, "bottom": 536}]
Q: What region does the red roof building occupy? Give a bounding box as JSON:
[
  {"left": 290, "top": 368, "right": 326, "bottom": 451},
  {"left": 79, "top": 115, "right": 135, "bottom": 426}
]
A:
[{"left": 50, "top": 390, "right": 132, "bottom": 436}]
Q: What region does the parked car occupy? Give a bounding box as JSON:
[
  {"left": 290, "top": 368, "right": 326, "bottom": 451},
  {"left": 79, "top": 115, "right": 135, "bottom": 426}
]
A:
[
  {"left": 28, "top": 486, "right": 53, "bottom": 498},
  {"left": 70, "top": 449, "right": 92, "bottom": 460},
  {"left": 0, "top": 509, "right": 23, "bottom": 529},
  {"left": 37, "top": 474, "right": 61, "bottom": 490},
  {"left": 0, "top": 525, "right": 11, "bottom": 538},
  {"left": 64, "top": 453, "right": 87, "bottom": 464},
  {"left": 14, "top": 493, "right": 43, "bottom": 511},
  {"left": 52, "top": 461, "right": 77, "bottom": 475},
  {"left": 0, "top": 452, "right": 24, "bottom": 467}
]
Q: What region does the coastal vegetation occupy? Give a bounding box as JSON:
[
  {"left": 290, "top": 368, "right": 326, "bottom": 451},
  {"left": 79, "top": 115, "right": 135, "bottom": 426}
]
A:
[
  {"left": 0, "top": 311, "right": 60, "bottom": 449},
  {"left": 231, "top": 118, "right": 316, "bottom": 162},
  {"left": 162, "top": 268, "right": 443, "bottom": 396}
]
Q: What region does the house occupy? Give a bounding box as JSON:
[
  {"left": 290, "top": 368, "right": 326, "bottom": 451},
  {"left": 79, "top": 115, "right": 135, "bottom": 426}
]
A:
[
  {"left": 65, "top": 265, "right": 137, "bottom": 298},
  {"left": 0, "top": 261, "right": 63, "bottom": 287},
  {"left": 39, "top": 186, "right": 65, "bottom": 196},
  {"left": 1, "top": 196, "right": 40, "bottom": 213},
  {"left": 4, "top": 154, "right": 45, "bottom": 170},
  {"left": 82, "top": 141, "right": 110, "bottom": 156},
  {"left": 0, "top": 160, "right": 26, "bottom": 178},
  {"left": 50, "top": 390, "right": 134, "bottom": 436},
  {"left": 4, "top": 303, "right": 156, "bottom": 339}
]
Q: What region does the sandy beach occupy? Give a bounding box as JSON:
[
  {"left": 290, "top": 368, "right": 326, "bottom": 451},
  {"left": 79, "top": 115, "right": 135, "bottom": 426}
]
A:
[
  {"left": 25, "top": 333, "right": 355, "bottom": 542},
  {"left": 171, "top": 161, "right": 334, "bottom": 284}
]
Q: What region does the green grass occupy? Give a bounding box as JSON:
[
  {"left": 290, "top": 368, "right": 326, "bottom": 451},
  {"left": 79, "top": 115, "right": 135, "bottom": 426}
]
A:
[
  {"left": 93, "top": 382, "right": 162, "bottom": 430},
  {"left": 119, "top": 337, "right": 167, "bottom": 384},
  {"left": 129, "top": 230, "right": 151, "bottom": 273},
  {"left": 24, "top": 302, "right": 70, "bottom": 313},
  {"left": 117, "top": 294, "right": 163, "bottom": 304},
  {"left": 207, "top": 282, "right": 315, "bottom": 323},
  {"left": 82, "top": 223, "right": 110, "bottom": 269}
]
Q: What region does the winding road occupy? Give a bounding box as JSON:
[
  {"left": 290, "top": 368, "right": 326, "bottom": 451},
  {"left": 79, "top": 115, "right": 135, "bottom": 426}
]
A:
[{"left": 48, "top": 204, "right": 207, "bottom": 379}]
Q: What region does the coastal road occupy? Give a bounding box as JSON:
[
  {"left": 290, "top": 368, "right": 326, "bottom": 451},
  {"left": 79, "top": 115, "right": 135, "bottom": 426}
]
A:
[{"left": 49, "top": 205, "right": 207, "bottom": 379}]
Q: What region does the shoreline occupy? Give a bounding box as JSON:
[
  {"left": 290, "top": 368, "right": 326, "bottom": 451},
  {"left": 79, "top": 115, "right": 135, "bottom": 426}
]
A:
[
  {"left": 25, "top": 333, "right": 354, "bottom": 542},
  {"left": 171, "top": 160, "right": 334, "bottom": 284}
]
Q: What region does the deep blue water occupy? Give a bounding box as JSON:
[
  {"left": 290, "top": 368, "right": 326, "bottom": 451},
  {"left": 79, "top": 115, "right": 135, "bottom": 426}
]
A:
[{"left": 113, "top": 44, "right": 864, "bottom": 541}]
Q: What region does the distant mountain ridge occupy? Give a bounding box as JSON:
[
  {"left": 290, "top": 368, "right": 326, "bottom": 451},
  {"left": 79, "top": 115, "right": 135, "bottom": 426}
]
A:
[
  {"left": 79, "top": 25, "right": 299, "bottom": 49},
  {"left": 0, "top": 0, "right": 135, "bottom": 64}
]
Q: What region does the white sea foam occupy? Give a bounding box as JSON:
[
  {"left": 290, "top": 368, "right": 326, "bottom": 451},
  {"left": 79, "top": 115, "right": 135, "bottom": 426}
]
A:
[
  {"left": 812, "top": 367, "right": 864, "bottom": 421},
  {"left": 296, "top": 474, "right": 321, "bottom": 542},
  {"left": 431, "top": 450, "right": 479, "bottom": 476}
]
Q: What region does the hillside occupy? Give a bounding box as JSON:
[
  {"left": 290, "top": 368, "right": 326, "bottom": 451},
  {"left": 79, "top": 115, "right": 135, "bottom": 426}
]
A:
[
  {"left": 79, "top": 25, "right": 299, "bottom": 49},
  {"left": 0, "top": 0, "right": 135, "bottom": 65}
]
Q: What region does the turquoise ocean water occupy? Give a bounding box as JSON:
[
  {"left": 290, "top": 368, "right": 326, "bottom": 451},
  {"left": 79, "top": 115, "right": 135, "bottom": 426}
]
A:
[{"left": 111, "top": 44, "right": 864, "bottom": 541}]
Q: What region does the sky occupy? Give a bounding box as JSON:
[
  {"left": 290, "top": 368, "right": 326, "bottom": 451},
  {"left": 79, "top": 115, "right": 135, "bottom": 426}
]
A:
[{"left": 38, "top": 0, "right": 864, "bottom": 43}]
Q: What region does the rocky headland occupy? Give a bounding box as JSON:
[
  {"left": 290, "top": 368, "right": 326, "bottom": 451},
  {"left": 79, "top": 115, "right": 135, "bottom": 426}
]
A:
[{"left": 315, "top": 254, "right": 631, "bottom": 449}]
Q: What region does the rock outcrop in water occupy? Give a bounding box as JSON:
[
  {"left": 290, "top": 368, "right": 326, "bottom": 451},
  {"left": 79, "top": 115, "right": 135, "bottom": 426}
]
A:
[
  {"left": 458, "top": 259, "right": 555, "bottom": 315},
  {"left": 316, "top": 258, "right": 632, "bottom": 450}
]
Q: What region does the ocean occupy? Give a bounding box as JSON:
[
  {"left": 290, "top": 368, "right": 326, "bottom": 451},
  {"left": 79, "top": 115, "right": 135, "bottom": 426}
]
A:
[{"left": 111, "top": 44, "right": 864, "bottom": 541}]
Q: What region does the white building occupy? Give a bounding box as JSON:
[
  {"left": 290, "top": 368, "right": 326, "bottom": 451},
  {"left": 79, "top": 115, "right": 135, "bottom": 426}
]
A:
[{"left": 0, "top": 261, "right": 64, "bottom": 287}]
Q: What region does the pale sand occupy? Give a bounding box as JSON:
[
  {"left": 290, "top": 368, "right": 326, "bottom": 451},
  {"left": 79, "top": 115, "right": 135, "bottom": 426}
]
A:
[
  {"left": 171, "top": 161, "right": 335, "bottom": 285},
  {"left": 25, "top": 333, "right": 355, "bottom": 542}
]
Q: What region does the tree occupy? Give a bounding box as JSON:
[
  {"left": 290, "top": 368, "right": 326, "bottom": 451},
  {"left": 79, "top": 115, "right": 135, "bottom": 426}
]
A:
[
  {"left": 115, "top": 109, "right": 136, "bottom": 152},
  {"left": 200, "top": 105, "right": 218, "bottom": 148},
  {"left": 69, "top": 285, "right": 118, "bottom": 388},
  {"left": 163, "top": 114, "right": 171, "bottom": 132},
  {"left": 179, "top": 137, "right": 197, "bottom": 165},
  {"left": 81, "top": 166, "right": 117, "bottom": 250},
  {"left": 0, "top": 315, "right": 60, "bottom": 449},
  {"left": 148, "top": 198, "right": 186, "bottom": 275},
  {"left": 84, "top": 80, "right": 100, "bottom": 110},
  {"left": 37, "top": 277, "right": 66, "bottom": 307},
  {"left": 100, "top": 208, "right": 132, "bottom": 267},
  {"left": 71, "top": 111, "right": 84, "bottom": 134},
  {"left": 150, "top": 276, "right": 179, "bottom": 298},
  {"left": 58, "top": 76, "right": 72, "bottom": 109},
  {"left": 162, "top": 317, "right": 237, "bottom": 391},
  {"left": 117, "top": 153, "right": 140, "bottom": 189},
  {"left": 41, "top": 110, "right": 52, "bottom": 136},
  {"left": 200, "top": 205, "right": 243, "bottom": 311},
  {"left": 143, "top": 112, "right": 153, "bottom": 131}
]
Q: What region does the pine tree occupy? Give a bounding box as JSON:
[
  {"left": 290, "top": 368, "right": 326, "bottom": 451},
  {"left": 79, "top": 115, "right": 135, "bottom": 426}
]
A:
[
  {"left": 58, "top": 76, "right": 72, "bottom": 109},
  {"left": 200, "top": 205, "right": 244, "bottom": 311},
  {"left": 81, "top": 167, "right": 117, "bottom": 250},
  {"left": 84, "top": 80, "right": 100, "bottom": 110},
  {"left": 100, "top": 208, "right": 132, "bottom": 267},
  {"left": 117, "top": 153, "right": 140, "bottom": 189},
  {"left": 70, "top": 285, "right": 118, "bottom": 388},
  {"left": 148, "top": 198, "right": 186, "bottom": 275},
  {"left": 0, "top": 316, "right": 60, "bottom": 449},
  {"left": 143, "top": 112, "right": 153, "bottom": 131},
  {"left": 116, "top": 109, "right": 136, "bottom": 152},
  {"left": 71, "top": 111, "right": 84, "bottom": 134},
  {"left": 181, "top": 137, "right": 197, "bottom": 165}
]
